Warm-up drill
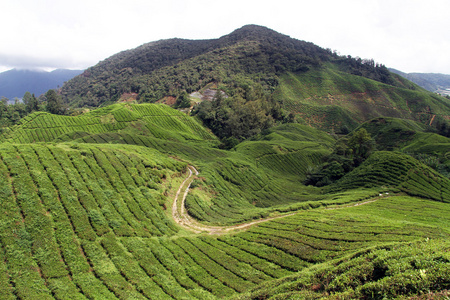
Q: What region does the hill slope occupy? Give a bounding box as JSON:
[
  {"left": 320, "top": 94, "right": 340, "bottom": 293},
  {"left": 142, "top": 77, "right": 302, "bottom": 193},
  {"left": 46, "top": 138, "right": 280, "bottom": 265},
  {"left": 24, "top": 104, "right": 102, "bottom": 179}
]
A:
[
  {"left": 275, "top": 67, "right": 450, "bottom": 131},
  {"left": 61, "top": 25, "right": 334, "bottom": 106},
  {"left": 1, "top": 140, "right": 447, "bottom": 299},
  {"left": 234, "top": 237, "right": 450, "bottom": 300},
  {"left": 327, "top": 151, "right": 450, "bottom": 202}
]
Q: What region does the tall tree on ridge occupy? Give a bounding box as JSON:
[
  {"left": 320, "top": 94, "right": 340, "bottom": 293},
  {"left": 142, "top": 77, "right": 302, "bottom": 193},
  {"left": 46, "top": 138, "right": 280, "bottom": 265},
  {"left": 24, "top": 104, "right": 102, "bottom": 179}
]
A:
[{"left": 46, "top": 89, "right": 64, "bottom": 115}]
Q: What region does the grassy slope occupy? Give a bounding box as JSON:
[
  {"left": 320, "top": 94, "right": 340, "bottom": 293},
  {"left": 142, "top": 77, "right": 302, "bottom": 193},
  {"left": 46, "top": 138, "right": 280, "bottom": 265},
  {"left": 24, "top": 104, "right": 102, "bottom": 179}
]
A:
[
  {"left": 0, "top": 104, "right": 339, "bottom": 223},
  {"left": 0, "top": 143, "right": 188, "bottom": 299},
  {"left": 234, "top": 237, "right": 450, "bottom": 299},
  {"left": 275, "top": 66, "right": 450, "bottom": 131},
  {"left": 356, "top": 117, "right": 450, "bottom": 180},
  {"left": 62, "top": 123, "right": 335, "bottom": 224},
  {"left": 0, "top": 103, "right": 449, "bottom": 299}
]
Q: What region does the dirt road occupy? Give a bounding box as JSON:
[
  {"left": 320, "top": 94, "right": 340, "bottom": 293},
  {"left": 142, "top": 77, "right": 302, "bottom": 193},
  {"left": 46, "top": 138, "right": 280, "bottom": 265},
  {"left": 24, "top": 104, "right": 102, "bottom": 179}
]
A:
[{"left": 172, "top": 166, "right": 383, "bottom": 235}]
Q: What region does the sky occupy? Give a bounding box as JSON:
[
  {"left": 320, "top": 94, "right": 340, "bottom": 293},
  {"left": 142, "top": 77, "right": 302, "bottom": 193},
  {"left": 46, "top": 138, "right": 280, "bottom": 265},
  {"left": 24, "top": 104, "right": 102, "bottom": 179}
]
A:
[{"left": 1, "top": 0, "right": 449, "bottom": 74}]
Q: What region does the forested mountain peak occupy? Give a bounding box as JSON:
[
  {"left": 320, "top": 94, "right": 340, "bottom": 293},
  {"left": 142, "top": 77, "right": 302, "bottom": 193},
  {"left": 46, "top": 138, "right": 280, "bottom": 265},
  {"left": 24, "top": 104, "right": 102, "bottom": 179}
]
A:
[
  {"left": 60, "top": 25, "right": 449, "bottom": 137},
  {"left": 60, "top": 25, "right": 335, "bottom": 107},
  {"left": 218, "top": 24, "right": 288, "bottom": 42},
  {"left": 74, "top": 24, "right": 319, "bottom": 79}
]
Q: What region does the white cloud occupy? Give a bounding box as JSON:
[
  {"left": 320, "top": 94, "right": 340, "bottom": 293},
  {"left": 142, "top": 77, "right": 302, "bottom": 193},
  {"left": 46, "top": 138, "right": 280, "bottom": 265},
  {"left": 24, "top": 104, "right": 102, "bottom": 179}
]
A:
[{"left": 1, "top": 0, "right": 449, "bottom": 73}]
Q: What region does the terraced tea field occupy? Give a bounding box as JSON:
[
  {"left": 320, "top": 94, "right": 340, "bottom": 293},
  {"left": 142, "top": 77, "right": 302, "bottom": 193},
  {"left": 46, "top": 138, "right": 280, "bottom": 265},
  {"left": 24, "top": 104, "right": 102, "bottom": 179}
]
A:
[
  {"left": 0, "top": 103, "right": 216, "bottom": 144},
  {"left": 0, "top": 103, "right": 449, "bottom": 299},
  {"left": 0, "top": 140, "right": 448, "bottom": 299},
  {"left": 274, "top": 67, "right": 450, "bottom": 129}
]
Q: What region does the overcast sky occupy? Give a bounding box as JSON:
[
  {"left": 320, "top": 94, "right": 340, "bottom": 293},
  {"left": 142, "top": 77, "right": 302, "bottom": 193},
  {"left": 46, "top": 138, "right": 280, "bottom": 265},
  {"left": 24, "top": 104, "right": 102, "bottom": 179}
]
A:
[{"left": 1, "top": 0, "right": 449, "bottom": 74}]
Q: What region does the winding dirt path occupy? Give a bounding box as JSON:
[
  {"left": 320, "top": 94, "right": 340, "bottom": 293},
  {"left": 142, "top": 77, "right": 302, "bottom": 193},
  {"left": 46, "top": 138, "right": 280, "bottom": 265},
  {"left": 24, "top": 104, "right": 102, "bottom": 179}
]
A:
[{"left": 172, "top": 166, "right": 384, "bottom": 235}]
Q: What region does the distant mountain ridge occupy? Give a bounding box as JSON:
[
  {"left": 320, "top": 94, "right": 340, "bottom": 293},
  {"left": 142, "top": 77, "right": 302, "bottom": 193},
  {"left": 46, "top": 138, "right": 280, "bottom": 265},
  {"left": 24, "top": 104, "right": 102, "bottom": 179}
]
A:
[
  {"left": 0, "top": 68, "right": 83, "bottom": 100},
  {"left": 389, "top": 68, "right": 450, "bottom": 95}
]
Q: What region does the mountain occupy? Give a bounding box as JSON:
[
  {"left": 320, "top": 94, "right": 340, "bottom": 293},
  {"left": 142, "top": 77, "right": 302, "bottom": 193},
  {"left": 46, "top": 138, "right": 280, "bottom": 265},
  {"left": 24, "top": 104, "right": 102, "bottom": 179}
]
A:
[
  {"left": 61, "top": 25, "right": 450, "bottom": 133},
  {"left": 61, "top": 25, "right": 336, "bottom": 106},
  {"left": 0, "top": 68, "right": 83, "bottom": 100},
  {"left": 390, "top": 68, "right": 450, "bottom": 95},
  {"left": 62, "top": 24, "right": 398, "bottom": 107}
]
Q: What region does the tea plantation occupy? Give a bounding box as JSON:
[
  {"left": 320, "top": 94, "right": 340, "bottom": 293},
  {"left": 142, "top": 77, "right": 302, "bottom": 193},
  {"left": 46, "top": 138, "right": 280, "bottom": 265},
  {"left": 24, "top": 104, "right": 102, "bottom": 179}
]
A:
[{"left": 0, "top": 103, "right": 449, "bottom": 299}]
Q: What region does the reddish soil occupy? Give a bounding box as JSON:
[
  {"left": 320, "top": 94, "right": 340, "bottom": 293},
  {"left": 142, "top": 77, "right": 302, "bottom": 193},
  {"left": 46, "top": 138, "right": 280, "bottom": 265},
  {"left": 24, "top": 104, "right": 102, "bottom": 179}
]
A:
[
  {"left": 119, "top": 93, "right": 138, "bottom": 102},
  {"left": 158, "top": 96, "right": 177, "bottom": 106}
]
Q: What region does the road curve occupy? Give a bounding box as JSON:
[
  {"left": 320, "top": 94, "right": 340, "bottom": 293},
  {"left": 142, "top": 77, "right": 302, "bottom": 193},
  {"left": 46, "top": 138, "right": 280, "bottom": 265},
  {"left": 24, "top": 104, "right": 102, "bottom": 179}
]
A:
[{"left": 172, "top": 166, "right": 383, "bottom": 235}]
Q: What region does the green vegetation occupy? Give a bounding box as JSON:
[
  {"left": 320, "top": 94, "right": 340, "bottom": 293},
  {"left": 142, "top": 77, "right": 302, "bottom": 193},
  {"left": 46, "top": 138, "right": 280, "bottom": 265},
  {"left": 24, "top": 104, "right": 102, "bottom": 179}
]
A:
[
  {"left": 234, "top": 238, "right": 450, "bottom": 300},
  {"left": 192, "top": 82, "right": 284, "bottom": 143},
  {"left": 1, "top": 89, "right": 79, "bottom": 133},
  {"left": 0, "top": 102, "right": 215, "bottom": 144},
  {"left": 0, "top": 142, "right": 186, "bottom": 299},
  {"left": 45, "top": 89, "right": 65, "bottom": 115},
  {"left": 60, "top": 25, "right": 330, "bottom": 107},
  {"left": 0, "top": 101, "right": 448, "bottom": 299},
  {"left": 327, "top": 151, "right": 450, "bottom": 202},
  {"left": 57, "top": 25, "right": 450, "bottom": 139},
  {"left": 0, "top": 143, "right": 448, "bottom": 299},
  {"left": 275, "top": 67, "right": 450, "bottom": 131},
  {"left": 0, "top": 25, "right": 450, "bottom": 299},
  {"left": 0, "top": 95, "right": 33, "bottom": 130}
]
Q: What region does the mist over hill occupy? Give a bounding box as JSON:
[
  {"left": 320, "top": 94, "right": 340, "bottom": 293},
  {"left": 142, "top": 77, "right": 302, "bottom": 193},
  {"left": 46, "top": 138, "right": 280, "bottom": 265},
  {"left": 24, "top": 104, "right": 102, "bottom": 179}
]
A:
[{"left": 0, "top": 68, "right": 83, "bottom": 100}]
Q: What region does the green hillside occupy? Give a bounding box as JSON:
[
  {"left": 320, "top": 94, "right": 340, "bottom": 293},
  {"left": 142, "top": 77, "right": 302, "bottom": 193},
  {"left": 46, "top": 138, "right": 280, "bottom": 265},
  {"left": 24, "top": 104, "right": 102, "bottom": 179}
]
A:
[
  {"left": 0, "top": 101, "right": 449, "bottom": 299},
  {"left": 235, "top": 237, "right": 450, "bottom": 300},
  {"left": 0, "top": 103, "right": 216, "bottom": 144},
  {"left": 60, "top": 25, "right": 334, "bottom": 107},
  {"left": 0, "top": 140, "right": 447, "bottom": 299},
  {"left": 355, "top": 117, "right": 450, "bottom": 178},
  {"left": 327, "top": 151, "right": 450, "bottom": 202},
  {"left": 275, "top": 67, "right": 450, "bottom": 131},
  {"left": 359, "top": 117, "right": 450, "bottom": 153}
]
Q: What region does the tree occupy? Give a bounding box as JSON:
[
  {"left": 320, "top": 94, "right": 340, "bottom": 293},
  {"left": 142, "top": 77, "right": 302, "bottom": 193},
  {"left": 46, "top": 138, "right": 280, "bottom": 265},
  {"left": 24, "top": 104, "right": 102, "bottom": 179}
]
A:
[
  {"left": 174, "top": 91, "right": 191, "bottom": 109},
  {"left": 226, "top": 95, "right": 273, "bottom": 139},
  {"left": 0, "top": 97, "right": 8, "bottom": 118},
  {"left": 46, "top": 89, "right": 64, "bottom": 115},
  {"left": 23, "top": 92, "right": 39, "bottom": 113},
  {"left": 348, "top": 128, "right": 375, "bottom": 165},
  {"left": 304, "top": 128, "right": 376, "bottom": 187}
]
